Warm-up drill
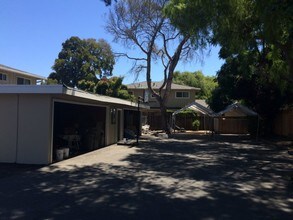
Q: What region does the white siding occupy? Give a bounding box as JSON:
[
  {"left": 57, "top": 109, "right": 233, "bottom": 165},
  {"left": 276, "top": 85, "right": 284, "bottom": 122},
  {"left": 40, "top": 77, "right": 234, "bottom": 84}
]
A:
[{"left": 16, "top": 95, "right": 52, "bottom": 164}]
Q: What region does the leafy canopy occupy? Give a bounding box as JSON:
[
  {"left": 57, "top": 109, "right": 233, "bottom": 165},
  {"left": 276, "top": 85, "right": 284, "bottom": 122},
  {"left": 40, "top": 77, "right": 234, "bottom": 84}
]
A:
[
  {"left": 50, "top": 36, "right": 115, "bottom": 88},
  {"left": 95, "top": 76, "right": 135, "bottom": 101},
  {"left": 165, "top": 0, "right": 292, "bottom": 87},
  {"left": 173, "top": 71, "right": 217, "bottom": 100},
  {"left": 165, "top": 0, "right": 293, "bottom": 122}
]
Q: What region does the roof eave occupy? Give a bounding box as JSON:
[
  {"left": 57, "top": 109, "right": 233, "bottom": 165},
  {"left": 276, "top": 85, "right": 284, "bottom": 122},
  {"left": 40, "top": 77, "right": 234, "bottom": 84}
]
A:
[
  {"left": 0, "top": 85, "right": 150, "bottom": 110},
  {"left": 0, "top": 65, "right": 46, "bottom": 80}
]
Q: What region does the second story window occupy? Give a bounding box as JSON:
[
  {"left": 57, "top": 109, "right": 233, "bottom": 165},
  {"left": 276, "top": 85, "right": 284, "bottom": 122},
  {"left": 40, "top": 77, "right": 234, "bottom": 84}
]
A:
[
  {"left": 17, "top": 77, "right": 31, "bottom": 85},
  {"left": 0, "top": 73, "right": 7, "bottom": 81},
  {"left": 175, "top": 91, "right": 190, "bottom": 99}
]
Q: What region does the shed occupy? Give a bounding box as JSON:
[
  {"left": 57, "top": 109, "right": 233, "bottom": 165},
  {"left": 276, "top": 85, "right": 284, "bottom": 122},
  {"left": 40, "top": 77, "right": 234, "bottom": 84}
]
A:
[{"left": 213, "top": 103, "right": 258, "bottom": 134}]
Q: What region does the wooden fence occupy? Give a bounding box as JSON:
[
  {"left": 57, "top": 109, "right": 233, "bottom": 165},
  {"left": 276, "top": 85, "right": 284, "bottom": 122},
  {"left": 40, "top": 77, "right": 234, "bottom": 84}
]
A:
[
  {"left": 148, "top": 112, "right": 253, "bottom": 134},
  {"left": 273, "top": 108, "right": 293, "bottom": 137},
  {"left": 175, "top": 115, "right": 213, "bottom": 130},
  {"left": 214, "top": 117, "right": 251, "bottom": 134}
]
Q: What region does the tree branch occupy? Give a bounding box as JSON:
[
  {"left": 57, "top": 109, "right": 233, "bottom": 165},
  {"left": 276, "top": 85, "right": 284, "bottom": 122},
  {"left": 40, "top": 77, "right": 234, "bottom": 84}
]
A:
[{"left": 115, "top": 52, "right": 147, "bottom": 61}]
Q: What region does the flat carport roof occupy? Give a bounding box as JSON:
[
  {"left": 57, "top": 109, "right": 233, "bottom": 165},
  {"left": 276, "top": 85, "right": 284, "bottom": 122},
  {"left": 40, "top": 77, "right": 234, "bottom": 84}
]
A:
[{"left": 0, "top": 84, "right": 149, "bottom": 110}]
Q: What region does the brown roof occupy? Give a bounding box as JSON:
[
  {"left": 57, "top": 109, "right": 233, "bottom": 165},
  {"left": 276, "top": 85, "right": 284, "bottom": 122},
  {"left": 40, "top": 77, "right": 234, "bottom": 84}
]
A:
[{"left": 127, "top": 81, "right": 200, "bottom": 90}]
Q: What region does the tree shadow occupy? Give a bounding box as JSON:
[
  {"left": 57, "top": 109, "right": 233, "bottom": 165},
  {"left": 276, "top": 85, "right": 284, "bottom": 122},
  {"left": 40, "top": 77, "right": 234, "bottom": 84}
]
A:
[{"left": 0, "top": 135, "right": 292, "bottom": 219}]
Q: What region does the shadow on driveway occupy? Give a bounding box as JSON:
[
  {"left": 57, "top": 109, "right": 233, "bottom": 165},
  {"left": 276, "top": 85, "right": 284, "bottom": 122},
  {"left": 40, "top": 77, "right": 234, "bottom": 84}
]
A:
[{"left": 0, "top": 135, "right": 292, "bottom": 219}]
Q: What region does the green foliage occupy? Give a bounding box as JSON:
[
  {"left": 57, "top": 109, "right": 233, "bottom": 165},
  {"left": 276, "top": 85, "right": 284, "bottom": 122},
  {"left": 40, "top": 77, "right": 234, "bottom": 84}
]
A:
[
  {"left": 117, "top": 90, "right": 135, "bottom": 101},
  {"left": 176, "top": 109, "right": 197, "bottom": 117},
  {"left": 42, "top": 77, "right": 58, "bottom": 85},
  {"left": 192, "top": 119, "right": 200, "bottom": 130},
  {"left": 49, "top": 36, "right": 115, "bottom": 88},
  {"left": 207, "top": 88, "right": 233, "bottom": 113},
  {"left": 77, "top": 80, "right": 96, "bottom": 92},
  {"left": 173, "top": 71, "right": 218, "bottom": 99},
  {"left": 166, "top": 0, "right": 293, "bottom": 134},
  {"left": 96, "top": 80, "right": 109, "bottom": 95},
  {"left": 163, "top": 0, "right": 213, "bottom": 44},
  {"left": 96, "top": 77, "right": 135, "bottom": 101},
  {"left": 166, "top": 0, "right": 292, "bottom": 85},
  {"left": 208, "top": 50, "right": 289, "bottom": 120}
]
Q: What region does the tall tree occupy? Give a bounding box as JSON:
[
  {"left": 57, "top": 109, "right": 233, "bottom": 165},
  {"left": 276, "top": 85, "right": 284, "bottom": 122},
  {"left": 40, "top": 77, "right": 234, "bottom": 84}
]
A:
[
  {"left": 165, "top": 0, "right": 292, "bottom": 91},
  {"left": 106, "top": 0, "right": 209, "bottom": 133},
  {"left": 165, "top": 0, "right": 293, "bottom": 133},
  {"left": 50, "top": 36, "right": 115, "bottom": 88},
  {"left": 208, "top": 50, "right": 289, "bottom": 134}
]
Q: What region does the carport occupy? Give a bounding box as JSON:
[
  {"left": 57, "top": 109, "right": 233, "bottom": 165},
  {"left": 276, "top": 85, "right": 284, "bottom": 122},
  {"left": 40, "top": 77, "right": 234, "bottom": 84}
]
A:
[
  {"left": 53, "top": 102, "right": 106, "bottom": 161},
  {"left": 0, "top": 85, "right": 147, "bottom": 164}
]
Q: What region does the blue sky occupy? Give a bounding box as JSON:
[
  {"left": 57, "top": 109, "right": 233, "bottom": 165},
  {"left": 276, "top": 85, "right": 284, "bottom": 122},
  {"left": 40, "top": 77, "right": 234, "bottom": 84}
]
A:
[{"left": 0, "top": 0, "right": 224, "bottom": 84}]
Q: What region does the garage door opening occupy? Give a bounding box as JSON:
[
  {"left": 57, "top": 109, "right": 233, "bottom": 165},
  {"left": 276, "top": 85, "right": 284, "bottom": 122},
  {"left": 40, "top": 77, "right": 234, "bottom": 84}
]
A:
[
  {"left": 124, "top": 110, "right": 140, "bottom": 139},
  {"left": 53, "top": 102, "right": 106, "bottom": 162}
]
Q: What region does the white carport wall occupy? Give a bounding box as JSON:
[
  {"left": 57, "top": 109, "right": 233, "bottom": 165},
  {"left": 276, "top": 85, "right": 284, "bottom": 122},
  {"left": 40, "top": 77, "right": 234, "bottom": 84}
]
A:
[
  {"left": 105, "top": 107, "right": 125, "bottom": 145},
  {"left": 0, "top": 94, "right": 52, "bottom": 164}
]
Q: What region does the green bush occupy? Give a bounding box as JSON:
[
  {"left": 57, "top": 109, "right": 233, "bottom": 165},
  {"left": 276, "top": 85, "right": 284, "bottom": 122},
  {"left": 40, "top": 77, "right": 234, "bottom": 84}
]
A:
[{"left": 192, "top": 119, "right": 200, "bottom": 130}]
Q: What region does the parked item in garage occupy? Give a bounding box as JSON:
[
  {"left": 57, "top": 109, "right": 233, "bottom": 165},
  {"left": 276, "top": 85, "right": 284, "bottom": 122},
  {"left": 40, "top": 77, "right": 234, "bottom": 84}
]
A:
[{"left": 55, "top": 149, "right": 64, "bottom": 161}]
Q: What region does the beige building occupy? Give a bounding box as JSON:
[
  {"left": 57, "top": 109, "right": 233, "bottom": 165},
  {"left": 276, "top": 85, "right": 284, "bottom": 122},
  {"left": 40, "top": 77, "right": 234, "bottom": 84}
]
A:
[
  {"left": 0, "top": 85, "right": 146, "bottom": 164},
  {"left": 0, "top": 64, "right": 46, "bottom": 85},
  {"left": 127, "top": 81, "right": 199, "bottom": 109},
  {"left": 127, "top": 81, "right": 200, "bottom": 129}
]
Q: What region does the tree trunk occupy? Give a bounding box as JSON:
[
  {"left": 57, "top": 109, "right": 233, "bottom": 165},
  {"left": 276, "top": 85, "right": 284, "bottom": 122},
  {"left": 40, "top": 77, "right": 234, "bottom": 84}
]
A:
[{"left": 158, "top": 99, "right": 170, "bottom": 134}]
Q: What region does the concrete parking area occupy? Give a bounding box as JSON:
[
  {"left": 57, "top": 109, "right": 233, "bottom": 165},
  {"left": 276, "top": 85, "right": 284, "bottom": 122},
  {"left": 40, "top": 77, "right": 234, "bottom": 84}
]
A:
[{"left": 0, "top": 134, "right": 292, "bottom": 219}]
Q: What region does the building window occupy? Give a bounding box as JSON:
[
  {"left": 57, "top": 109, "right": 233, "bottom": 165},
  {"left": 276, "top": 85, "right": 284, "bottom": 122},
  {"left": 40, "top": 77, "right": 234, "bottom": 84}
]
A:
[
  {"left": 17, "top": 77, "right": 31, "bottom": 85},
  {"left": 0, "top": 73, "right": 7, "bottom": 81},
  {"left": 175, "top": 91, "right": 190, "bottom": 98}
]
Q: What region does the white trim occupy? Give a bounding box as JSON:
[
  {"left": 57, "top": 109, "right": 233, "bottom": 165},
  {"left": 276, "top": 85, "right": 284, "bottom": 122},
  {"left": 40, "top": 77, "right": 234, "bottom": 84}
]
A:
[{"left": 0, "top": 85, "right": 64, "bottom": 93}]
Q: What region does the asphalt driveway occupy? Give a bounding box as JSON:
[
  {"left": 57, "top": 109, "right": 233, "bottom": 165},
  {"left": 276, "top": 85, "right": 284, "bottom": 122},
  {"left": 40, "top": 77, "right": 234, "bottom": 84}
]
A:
[{"left": 0, "top": 134, "right": 292, "bottom": 220}]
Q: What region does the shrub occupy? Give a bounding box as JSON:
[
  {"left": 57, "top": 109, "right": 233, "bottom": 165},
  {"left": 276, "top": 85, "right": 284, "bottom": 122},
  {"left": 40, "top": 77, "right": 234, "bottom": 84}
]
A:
[{"left": 192, "top": 119, "right": 200, "bottom": 130}]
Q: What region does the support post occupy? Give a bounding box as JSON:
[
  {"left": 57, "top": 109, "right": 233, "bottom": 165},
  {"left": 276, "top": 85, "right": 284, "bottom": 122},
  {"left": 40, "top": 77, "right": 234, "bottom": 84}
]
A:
[{"left": 136, "top": 96, "right": 142, "bottom": 145}]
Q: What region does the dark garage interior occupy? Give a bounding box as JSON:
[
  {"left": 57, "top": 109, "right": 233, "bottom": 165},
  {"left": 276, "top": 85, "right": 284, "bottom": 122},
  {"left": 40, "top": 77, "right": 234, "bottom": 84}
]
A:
[
  {"left": 53, "top": 102, "right": 106, "bottom": 161},
  {"left": 124, "top": 110, "right": 140, "bottom": 139}
]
